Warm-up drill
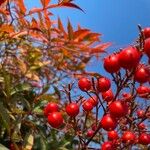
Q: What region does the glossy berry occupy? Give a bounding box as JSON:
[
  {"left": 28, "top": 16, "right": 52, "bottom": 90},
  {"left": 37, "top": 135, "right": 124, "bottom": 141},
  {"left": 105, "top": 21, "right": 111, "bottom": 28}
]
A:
[
  {"left": 144, "top": 38, "right": 150, "bottom": 58},
  {"left": 101, "top": 114, "right": 117, "bottom": 131},
  {"left": 137, "top": 85, "right": 150, "bottom": 98},
  {"left": 109, "top": 101, "right": 128, "bottom": 118},
  {"left": 138, "top": 123, "right": 146, "bottom": 130},
  {"left": 134, "top": 65, "right": 150, "bottom": 83},
  {"left": 138, "top": 133, "right": 150, "bottom": 145},
  {"left": 66, "top": 103, "right": 79, "bottom": 117},
  {"left": 44, "top": 102, "right": 59, "bottom": 116},
  {"left": 122, "top": 93, "right": 132, "bottom": 102},
  {"left": 107, "top": 130, "right": 118, "bottom": 140},
  {"left": 103, "top": 54, "right": 120, "bottom": 73},
  {"left": 101, "top": 141, "right": 114, "bottom": 150},
  {"left": 122, "top": 131, "right": 136, "bottom": 144},
  {"left": 88, "top": 96, "right": 98, "bottom": 107},
  {"left": 137, "top": 110, "right": 145, "bottom": 118},
  {"left": 97, "top": 77, "right": 111, "bottom": 92},
  {"left": 82, "top": 100, "right": 93, "bottom": 111},
  {"left": 87, "top": 130, "right": 94, "bottom": 137},
  {"left": 119, "top": 46, "right": 140, "bottom": 69},
  {"left": 143, "top": 27, "right": 150, "bottom": 39},
  {"left": 78, "top": 77, "right": 91, "bottom": 91},
  {"left": 47, "top": 112, "right": 63, "bottom": 128},
  {"left": 102, "top": 89, "right": 114, "bottom": 102}
]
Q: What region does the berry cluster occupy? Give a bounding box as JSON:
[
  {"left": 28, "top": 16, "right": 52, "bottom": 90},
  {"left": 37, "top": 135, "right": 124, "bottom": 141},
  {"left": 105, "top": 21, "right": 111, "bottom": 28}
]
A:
[{"left": 43, "top": 27, "right": 150, "bottom": 149}]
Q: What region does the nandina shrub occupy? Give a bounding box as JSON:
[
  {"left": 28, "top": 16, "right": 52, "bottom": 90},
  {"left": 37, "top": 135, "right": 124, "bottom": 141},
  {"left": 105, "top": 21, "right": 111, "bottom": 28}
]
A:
[{"left": 0, "top": 1, "right": 150, "bottom": 150}]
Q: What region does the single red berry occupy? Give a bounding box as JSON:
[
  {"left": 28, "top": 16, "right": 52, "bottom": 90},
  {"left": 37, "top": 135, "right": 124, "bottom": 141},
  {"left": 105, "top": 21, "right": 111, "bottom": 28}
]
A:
[
  {"left": 10, "top": 144, "right": 15, "bottom": 150},
  {"left": 137, "top": 110, "right": 145, "bottom": 118},
  {"left": 47, "top": 112, "right": 63, "bottom": 128},
  {"left": 143, "top": 27, "right": 150, "bottom": 39},
  {"left": 138, "top": 133, "right": 150, "bottom": 145},
  {"left": 66, "top": 103, "right": 79, "bottom": 117},
  {"left": 107, "top": 130, "right": 118, "bottom": 140},
  {"left": 102, "top": 89, "right": 114, "bottom": 102},
  {"left": 137, "top": 85, "right": 150, "bottom": 98},
  {"left": 82, "top": 100, "right": 93, "bottom": 111},
  {"left": 44, "top": 102, "right": 59, "bottom": 116},
  {"left": 119, "top": 46, "right": 140, "bottom": 69},
  {"left": 101, "top": 114, "right": 117, "bottom": 131},
  {"left": 101, "top": 141, "right": 114, "bottom": 150},
  {"left": 103, "top": 54, "right": 120, "bottom": 73},
  {"left": 122, "top": 131, "right": 136, "bottom": 144},
  {"left": 97, "top": 77, "right": 111, "bottom": 92},
  {"left": 134, "top": 65, "right": 150, "bottom": 83},
  {"left": 78, "top": 77, "right": 91, "bottom": 91},
  {"left": 144, "top": 38, "right": 150, "bottom": 58},
  {"left": 138, "top": 123, "right": 146, "bottom": 130},
  {"left": 88, "top": 96, "right": 98, "bottom": 107},
  {"left": 122, "top": 92, "right": 132, "bottom": 102},
  {"left": 87, "top": 130, "right": 94, "bottom": 137},
  {"left": 109, "top": 101, "right": 128, "bottom": 118},
  {"left": 91, "top": 123, "right": 97, "bottom": 131}
]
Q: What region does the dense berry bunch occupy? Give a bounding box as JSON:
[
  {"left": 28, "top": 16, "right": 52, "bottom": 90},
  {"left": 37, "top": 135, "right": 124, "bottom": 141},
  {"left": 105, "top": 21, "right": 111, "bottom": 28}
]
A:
[{"left": 43, "top": 27, "right": 150, "bottom": 149}]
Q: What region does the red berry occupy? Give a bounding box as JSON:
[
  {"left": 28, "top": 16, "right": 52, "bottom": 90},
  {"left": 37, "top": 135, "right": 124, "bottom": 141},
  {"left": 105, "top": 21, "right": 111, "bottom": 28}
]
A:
[
  {"left": 109, "top": 101, "right": 128, "bottom": 118},
  {"left": 101, "top": 114, "right": 117, "bottom": 131},
  {"left": 143, "top": 27, "right": 150, "bottom": 39},
  {"left": 44, "top": 102, "right": 59, "bottom": 116},
  {"left": 88, "top": 96, "right": 98, "bottom": 107},
  {"left": 122, "top": 92, "right": 132, "bottom": 102},
  {"left": 47, "top": 112, "right": 63, "bottom": 128},
  {"left": 66, "top": 103, "right": 79, "bottom": 117},
  {"left": 87, "top": 130, "right": 94, "bottom": 137},
  {"left": 144, "top": 38, "right": 150, "bottom": 58},
  {"left": 97, "top": 77, "right": 111, "bottom": 92},
  {"left": 137, "top": 85, "right": 150, "bottom": 98},
  {"left": 138, "top": 123, "right": 146, "bottom": 130},
  {"left": 102, "top": 89, "right": 114, "bottom": 102},
  {"left": 103, "top": 54, "right": 120, "bottom": 73},
  {"left": 134, "top": 65, "right": 150, "bottom": 83},
  {"left": 138, "top": 133, "right": 150, "bottom": 145},
  {"left": 107, "top": 130, "right": 118, "bottom": 140},
  {"left": 122, "top": 131, "right": 136, "bottom": 144},
  {"left": 78, "top": 77, "right": 91, "bottom": 91},
  {"left": 137, "top": 110, "right": 145, "bottom": 118},
  {"left": 101, "top": 141, "right": 114, "bottom": 150},
  {"left": 91, "top": 123, "right": 97, "bottom": 131},
  {"left": 119, "top": 46, "right": 140, "bottom": 69},
  {"left": 82, "top": 100, "right": 93, "bottom": 111}
]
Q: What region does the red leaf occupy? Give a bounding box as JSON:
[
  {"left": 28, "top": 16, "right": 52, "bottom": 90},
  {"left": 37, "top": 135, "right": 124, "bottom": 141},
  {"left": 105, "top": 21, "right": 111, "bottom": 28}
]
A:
[
  {"left": 0, "top": 0, "right": 6, "bottom": 6},
  {"left": 29, "top": 8, "right": 43, "bottom": 15},
  {"left": 40, "top": 0, "right": 51, "bottom": 7},
  {"left": 14, "top": 0, "right": 26, "bottom": 14},
  {"left": 90, "top": 42, "right": 112, "bottom": 54},
  {"left": 59, "top": 2, "right": 84, "bottom": 12},
  {"left": 74, "top": 29, "right": 90, "bottom": 42}
]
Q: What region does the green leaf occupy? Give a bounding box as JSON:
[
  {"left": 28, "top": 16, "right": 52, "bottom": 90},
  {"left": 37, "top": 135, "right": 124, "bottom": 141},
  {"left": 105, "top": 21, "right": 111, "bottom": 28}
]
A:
[
  {"left": 0, "top": 102, "right": 10, "bottom": 133},
  {"left": 0, "top": 144, "right": 9, "bottom": 150},
  {"left": 11, "top": 83, "right": 31, "bottom": 95},
  {"left": 23, "top": 131, "right": 34, "bottom": 150}
]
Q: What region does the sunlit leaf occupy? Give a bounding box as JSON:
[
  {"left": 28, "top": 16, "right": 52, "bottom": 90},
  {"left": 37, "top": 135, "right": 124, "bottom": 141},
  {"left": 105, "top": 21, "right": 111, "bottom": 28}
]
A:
[
  {"left": 24, "top": 132, "right": 34, "bottom": 150},
  {"left": 0, "top": 24, "right": 14, "bottom": 33},
  {"left": 40, "top": 0, "right": 51, "bottom": 7},
  {"left": 0, "top": 144, "right": 9, "bottom": 150}
]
